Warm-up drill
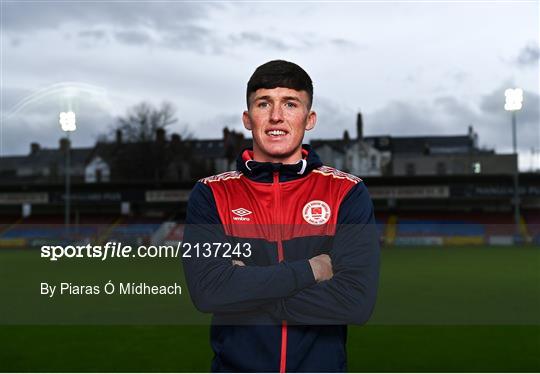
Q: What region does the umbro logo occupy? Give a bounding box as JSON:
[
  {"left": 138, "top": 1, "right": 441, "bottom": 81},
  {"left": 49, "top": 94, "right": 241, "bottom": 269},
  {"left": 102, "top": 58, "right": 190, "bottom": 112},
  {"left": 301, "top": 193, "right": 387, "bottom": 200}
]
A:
[
  {"left": 232, "top": 208, "right": 252, "bottom": 221},
  {"left": 232, "top": 208, "right": 252, "bottom": 217}
]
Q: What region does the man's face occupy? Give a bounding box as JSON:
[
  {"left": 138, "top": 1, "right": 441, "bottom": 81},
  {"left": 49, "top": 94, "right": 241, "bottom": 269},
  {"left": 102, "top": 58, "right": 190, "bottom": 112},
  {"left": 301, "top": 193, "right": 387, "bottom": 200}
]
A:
[{"left": 242, "top": 87, "right": 316, "bottom": 164}]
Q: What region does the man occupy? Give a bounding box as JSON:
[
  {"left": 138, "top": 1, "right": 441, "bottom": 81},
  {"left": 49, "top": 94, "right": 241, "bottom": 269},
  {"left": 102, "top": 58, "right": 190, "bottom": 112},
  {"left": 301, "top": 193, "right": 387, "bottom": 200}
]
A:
[{"left": 182, "top": 60, "right": 380, "bottom": 372}]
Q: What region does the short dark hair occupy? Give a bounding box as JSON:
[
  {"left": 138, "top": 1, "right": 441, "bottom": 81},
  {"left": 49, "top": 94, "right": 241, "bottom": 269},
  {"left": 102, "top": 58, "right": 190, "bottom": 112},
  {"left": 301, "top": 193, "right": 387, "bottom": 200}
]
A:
[{"left": 246, "top": 60, "right": 313, "bottom": 109}]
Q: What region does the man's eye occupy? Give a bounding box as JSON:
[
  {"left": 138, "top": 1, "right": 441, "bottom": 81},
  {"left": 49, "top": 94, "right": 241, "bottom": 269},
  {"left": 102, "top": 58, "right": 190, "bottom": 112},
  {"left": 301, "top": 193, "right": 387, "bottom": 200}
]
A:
[
  {"left": 258, "top": 102, "right": 269, "bottom": 108},
  {"left": 285, "top": 102, "right": 297, "bottom": 108}
]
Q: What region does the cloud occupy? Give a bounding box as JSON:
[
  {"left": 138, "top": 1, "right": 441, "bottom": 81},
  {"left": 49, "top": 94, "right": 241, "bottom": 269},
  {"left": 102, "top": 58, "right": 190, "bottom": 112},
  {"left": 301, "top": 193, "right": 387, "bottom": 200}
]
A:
[
  {"left": 77, "top": 29, "right": 109, "bottom": 48},
  {"left": 480, "top": 84, "right": 539, "bottom": 125},
  {"left": 226, "top": 32, "right": 357, "bottom": 53},
  {"left": 1, "top": 86, "right": 34, "bottom": 114},
  {"left": 365, "top": 84, "right": 539, "bottom": 155},
  {"left": 114, "top": 30, "right": 152, "bottom": 46},
  {"left": 4, "top": 2, "right": 221, "bottom": 53},
  {"left": 2, "top": 107, "right": 114, "bottom": 157},
  {"left": 450, "top": 70, "right": 468, "bottom": 84},
  {"left": 516, "top": 43, "right": 540, "bottom": 67},
  {"left": 434, "top": 96, "right": 477, "bottom": 119},
  {"left": 196, "top": 113, "right": 245, "bottom": 140},
  {"left": 1, "top": 85, "right": 116, "bottom": 155},
  {"left": 161, "top": 24, "right": 215, "bottom": 53},
  {"left": 307, "top": 97, "right": 356, "bottom": 141},
  {"left": 78, "top": 30, "right": 107, "bottom": 41},
  {"left": 3, "top": 2, "right": 216, "bottom": 33},
  {"left": 228, "top": 32, "right": 291, "bottom": 50},
  {"left": 4, "top": 0, "right": 359, "bottom": 54},
  {"left": 329, "top": 38, "right": 357, "bottom": 49}
]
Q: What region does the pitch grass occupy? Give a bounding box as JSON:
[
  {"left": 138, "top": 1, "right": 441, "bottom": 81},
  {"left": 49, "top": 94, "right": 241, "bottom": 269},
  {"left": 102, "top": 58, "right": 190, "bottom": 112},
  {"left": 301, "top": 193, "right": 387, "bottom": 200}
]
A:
[
  {"left": 0, "top": 246, "right": 539, "bottom": 372},
  {"left": 1, "top": 325, "right": 538, "bottom": 372}
]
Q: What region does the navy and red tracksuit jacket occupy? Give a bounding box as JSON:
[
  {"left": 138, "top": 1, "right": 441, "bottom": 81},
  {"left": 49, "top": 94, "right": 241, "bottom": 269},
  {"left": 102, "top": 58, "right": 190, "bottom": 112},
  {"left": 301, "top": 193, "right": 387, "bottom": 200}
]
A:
[{"left": 182, "top": 145, "right": 380, "bottom": 372}]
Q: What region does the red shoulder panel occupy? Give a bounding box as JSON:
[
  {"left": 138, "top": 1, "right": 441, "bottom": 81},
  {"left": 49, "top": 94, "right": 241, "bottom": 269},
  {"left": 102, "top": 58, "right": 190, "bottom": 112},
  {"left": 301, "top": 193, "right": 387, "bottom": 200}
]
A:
[{"left": 206, "top": 167, "right": 360, "bottom": 241}]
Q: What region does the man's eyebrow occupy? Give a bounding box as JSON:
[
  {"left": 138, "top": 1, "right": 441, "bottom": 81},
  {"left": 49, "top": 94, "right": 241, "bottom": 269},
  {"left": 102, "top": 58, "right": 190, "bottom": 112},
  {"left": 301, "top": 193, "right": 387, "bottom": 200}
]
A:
[
  {"left": 253, "top": 95, "right": 301, "bottom": 102},
  {"left": 254, "top": 95, "right": 272, "bottom": 101},
  {"left": 281, "top": 96, "right": 301, "bottom": 102}
]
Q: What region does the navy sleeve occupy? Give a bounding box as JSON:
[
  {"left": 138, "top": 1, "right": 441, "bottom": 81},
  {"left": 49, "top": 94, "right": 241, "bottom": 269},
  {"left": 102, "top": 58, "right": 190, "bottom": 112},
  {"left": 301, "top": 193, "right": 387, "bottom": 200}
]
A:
[
  {"left": 181, "top": 182, "right": 316, "bottom": 314},
  {"left": 264, "top": 182, "right": 380, "bottom": 325}
]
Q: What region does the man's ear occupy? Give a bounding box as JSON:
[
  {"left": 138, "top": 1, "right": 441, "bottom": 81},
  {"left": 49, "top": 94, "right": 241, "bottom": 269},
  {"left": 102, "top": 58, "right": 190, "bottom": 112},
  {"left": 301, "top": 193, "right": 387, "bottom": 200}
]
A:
[
  {"left": 242, "top": 111, "right": 252, "bottom": 131},
  {"left": 305, "top": 110, "right": 317, "bottom": 131}
]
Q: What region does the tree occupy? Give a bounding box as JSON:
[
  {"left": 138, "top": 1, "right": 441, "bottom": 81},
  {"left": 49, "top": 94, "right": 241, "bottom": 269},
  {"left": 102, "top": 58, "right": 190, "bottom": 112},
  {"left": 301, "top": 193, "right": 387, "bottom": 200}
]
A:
[
  {"left": 101, "top": 101, "right": 196, "bottom": 183},
  {"left": 115, "top": 101, "right": 178, "bottom": 142}
]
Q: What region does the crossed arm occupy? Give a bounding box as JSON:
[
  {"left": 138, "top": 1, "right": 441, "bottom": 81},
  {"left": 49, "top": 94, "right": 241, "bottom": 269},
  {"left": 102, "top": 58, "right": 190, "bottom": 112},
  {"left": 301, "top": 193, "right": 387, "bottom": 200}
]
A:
[{"left": 181, "top": 182, "right": 380, "bottom": 324}]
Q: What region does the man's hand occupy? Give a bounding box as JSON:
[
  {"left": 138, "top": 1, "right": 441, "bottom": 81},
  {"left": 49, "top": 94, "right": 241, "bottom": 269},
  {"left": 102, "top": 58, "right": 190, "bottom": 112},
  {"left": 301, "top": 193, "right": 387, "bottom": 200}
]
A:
[
  {"left": 233, "top": 255, "right": 333, "bottom": 283},
  {"left": 308, "top": 254, "right": 333, "bottom": 282}
]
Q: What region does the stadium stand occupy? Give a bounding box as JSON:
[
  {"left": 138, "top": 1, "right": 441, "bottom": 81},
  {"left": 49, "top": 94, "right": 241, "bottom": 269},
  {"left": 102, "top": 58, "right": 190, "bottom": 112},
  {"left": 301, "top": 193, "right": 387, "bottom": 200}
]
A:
[
  {"left": 0, "top": 214, "right": 166, "bottom": 247},
  {"left": 381, "top": 211, "right": 525, "bottom": 246}
]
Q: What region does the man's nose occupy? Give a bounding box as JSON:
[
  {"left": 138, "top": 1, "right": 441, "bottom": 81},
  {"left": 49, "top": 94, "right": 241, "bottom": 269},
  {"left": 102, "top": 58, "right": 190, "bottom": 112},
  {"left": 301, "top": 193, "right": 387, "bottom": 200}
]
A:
[{"left": 270, "top": 105, "right": 284, "bottom": 123}]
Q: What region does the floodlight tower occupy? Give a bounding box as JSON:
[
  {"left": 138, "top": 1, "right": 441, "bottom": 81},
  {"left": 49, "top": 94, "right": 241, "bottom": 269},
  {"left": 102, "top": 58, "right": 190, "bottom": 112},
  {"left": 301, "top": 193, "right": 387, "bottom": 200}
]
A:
[
  {"left": 59, "top": 111, "right": 76, "bottom": 231},
  {"left": 504, "top": 88, "right": 523, "bottom": 237}
]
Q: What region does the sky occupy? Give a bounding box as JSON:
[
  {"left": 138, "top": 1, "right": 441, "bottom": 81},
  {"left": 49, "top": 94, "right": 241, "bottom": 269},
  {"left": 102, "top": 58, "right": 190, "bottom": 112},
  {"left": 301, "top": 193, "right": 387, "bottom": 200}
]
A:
[{"left": 1, "top": 0, "right": 539, "bottom": 170}]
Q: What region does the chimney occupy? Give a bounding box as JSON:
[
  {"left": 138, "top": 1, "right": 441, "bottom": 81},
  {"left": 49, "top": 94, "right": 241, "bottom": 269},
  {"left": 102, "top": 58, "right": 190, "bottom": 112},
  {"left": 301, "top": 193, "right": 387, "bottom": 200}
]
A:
[
  {"left": 468, "top": 124, "right": 477, "bottom": 150},
  {"left": 116, "top": 129, "right": 122, "bottom": 145},
  {"left": 356, "top": 112, "right": 363, "bottom": 141},
  {"left": 171, "top": 133, "right": 181, "bottom": 144},
  {"left": 343, "top": 130, "right": 350, "bottom": 144},
  {"left": 59, "top": 137, "right": 70, "bottom": 152},
  {"left": 30, "top": 142, "right": 40, "bottom": 155},
  {"left": 156, "top": 128, "right": 166, "bottom": 143}
]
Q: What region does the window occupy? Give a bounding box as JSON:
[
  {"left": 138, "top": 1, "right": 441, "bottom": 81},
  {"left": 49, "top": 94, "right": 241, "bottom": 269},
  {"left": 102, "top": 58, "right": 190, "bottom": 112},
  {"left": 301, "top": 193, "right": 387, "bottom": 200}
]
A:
[
  {"left": 472, "top": 162, "right": 481, "bottom": 174},
  {"left": 370, "top": 155, "right": 377, "bottom": 169},
  {"left": 436, "top": 161, "right": 447, "bottom": 175},
  {"left": 405, "top": 162, "right": 416, "bottom": 176}
]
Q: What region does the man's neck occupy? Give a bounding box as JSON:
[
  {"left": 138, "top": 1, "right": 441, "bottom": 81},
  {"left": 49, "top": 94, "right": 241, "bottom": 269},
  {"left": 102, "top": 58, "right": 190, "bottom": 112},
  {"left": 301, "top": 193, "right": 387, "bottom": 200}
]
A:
[{"left": 252, "top": 148, "right": 303, "bottom": 165}]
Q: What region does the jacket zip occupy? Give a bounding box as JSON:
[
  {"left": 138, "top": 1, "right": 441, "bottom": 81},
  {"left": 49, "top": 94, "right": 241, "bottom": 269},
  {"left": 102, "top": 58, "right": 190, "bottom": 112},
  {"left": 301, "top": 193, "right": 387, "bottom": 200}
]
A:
[{"left": 273, "top": 171, "right": 287, "bottom": 373}]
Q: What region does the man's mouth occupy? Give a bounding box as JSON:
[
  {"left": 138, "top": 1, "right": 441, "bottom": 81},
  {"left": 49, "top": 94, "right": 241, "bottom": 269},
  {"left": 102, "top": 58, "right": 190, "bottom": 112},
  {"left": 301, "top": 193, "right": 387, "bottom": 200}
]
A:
[{"left": 265, "top": 130, "right": 288, "bottom": 137}]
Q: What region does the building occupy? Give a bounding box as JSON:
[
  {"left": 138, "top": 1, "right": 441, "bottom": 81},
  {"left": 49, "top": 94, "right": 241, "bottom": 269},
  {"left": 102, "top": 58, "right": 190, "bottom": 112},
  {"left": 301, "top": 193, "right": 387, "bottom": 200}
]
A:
[
  {"left": 313, "top": 113, "right": 517, "bottom": 176},
  {"left": 1, "top": 127, "right": 251, "bottom": 186},
  {"left": 311, "top": 113, "right": 391, "bottom": 176},
  {"left": 0, "top": 139, "right": 91, "bottom": 184}
]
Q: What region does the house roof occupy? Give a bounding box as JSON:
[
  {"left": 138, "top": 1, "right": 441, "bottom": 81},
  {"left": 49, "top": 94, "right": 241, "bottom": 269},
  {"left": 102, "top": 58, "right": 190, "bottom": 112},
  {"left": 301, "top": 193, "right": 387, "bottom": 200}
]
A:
[
  {"left": 310, "top": 140, "right": 347, "bottom": 154},
  {"left": 383, "top": 135, "right": 474, "bottom": 154},
  {"left": 0, "top": 147, "right": 93, "bottom": 172},
  {"left": 21, "top": 148, "right": 93, "bottom": 169},
  {"left": 186, "top": 139, "right": 226, "bottom": 159},
  {"left": 0, "top": 156, "right": 27, "bottom": 172},
  {"left": 312, "top": 134, "right": 478, "bottom": 155}
]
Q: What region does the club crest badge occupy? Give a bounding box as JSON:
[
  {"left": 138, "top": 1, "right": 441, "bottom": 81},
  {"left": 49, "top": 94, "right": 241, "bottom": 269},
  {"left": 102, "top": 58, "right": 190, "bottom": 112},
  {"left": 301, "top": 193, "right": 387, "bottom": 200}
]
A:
[{"left": 302, "top": 200, "right": 331, "bottom": 225}]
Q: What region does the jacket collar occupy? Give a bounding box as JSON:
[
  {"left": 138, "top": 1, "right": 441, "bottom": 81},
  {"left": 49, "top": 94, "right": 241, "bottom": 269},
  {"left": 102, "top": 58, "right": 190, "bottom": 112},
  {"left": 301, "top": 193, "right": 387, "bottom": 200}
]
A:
[{"left": 236, "top": 144, "right": 323, "bottom": 183}]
